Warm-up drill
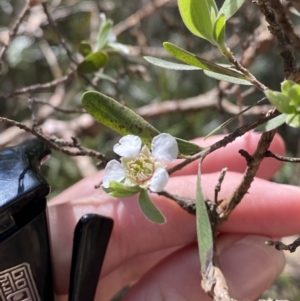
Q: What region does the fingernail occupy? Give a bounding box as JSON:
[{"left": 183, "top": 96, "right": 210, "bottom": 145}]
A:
[{"left": 219, "top": 235, "right": 285, "bottom": 300}]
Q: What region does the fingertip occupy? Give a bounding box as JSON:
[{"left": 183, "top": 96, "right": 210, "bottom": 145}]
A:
[
  {"left": 173, "top": 132, "right": 285, "bottom": 179},
  {"left": 218, "top": 235, "right": 285, "bottom": 300}
]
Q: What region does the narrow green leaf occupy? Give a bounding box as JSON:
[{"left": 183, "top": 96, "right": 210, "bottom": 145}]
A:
[
  {"left": 255, "top": 114, "right": 286, "bottom": 132},
  {"left": 77, "top": 51, "right": 108, "bottom": 74},
  {"left": 139, "top": 190, "right": 165, "bottom": 223},
  {"left": 163, "top": 42, "right": 251, "bottom": 84},
  {"left": 213, "top": 14, "right": 226, "bottom": 48},
  {"left": 178, "top": 0, "right": 217, "bottom": 42},
  {"left": 82, "top": 91, "right": 201, "bottom": 155},
  {"left": 144, "top": 56, "right": 200, "bottom": 70},
  {"left": 105, "top": 189, "right": 140, "bottom": 198},
  {"left": 82, "top": 91, "right": 160, "bottom": 146},
  {"left": 79, "top": 41, "right": 92, "bottom": 57},
  {"left": 204, "top": 70, "right": 252, "bottom": 85},
  {"left": 110, "top": 181, "right": 141, "bottom": 192},
  {"left": 96, "top": 20, "right": 113, "bottom": 51},
  {"left": 196, "top": 164, "right": 213, "bottom": 274},
  {"left": 176, "top": 137, "right": 202, "bottom": 155},
  {"left": 218, "top": 0, "right": 246, "bottom": 20},
  {"left": 205, "top": 98, "right": 265, "bottom": 139},
  {"left": 94, "top": 72, "right": 117, "bottom": 83}
]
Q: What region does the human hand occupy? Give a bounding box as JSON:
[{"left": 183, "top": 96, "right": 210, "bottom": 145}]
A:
[{"left": 48, "top": 132, "right": 300, "bottom": 301}]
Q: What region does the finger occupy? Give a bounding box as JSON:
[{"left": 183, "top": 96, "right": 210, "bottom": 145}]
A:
[
  {"left": 49, "top": 172, "right": 300, "bottom": 295},
  {"left": 50, "top": 132, "right": 285, "bottom": 206},
  {"left": 120, "top": 235, "right": 285, "bottom": 301},
  {"left": 171, "top": 131, "right": 285, "bottom": 179},
  {"left": 49, "top": 191, "right": 196, "bottom": 294},
  {"left": 166, "top": 172, "right": 300, "bottom": 237},
  {"left": 95, "top": 247, "right": 180, "bottom": 300}
]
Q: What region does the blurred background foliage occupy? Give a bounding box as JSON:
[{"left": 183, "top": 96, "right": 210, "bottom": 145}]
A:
[{"left": 0, "top": 0, "right": 300, "bottom": 299}]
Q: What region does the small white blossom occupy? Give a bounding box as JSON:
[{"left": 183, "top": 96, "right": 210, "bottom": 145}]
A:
[{"left": 102, "top": 133, "right": 178, "bottom": 193}]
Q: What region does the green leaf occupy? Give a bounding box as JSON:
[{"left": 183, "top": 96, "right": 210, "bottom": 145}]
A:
[
  {"left": 82, "top": 91, "right": 160, "bottom": 147},
  {"left": 203, "top": 70, "right": 252, "bottom": 85},
  {"left": 265, "top": 90, "right": 292, "bottom": 114},
  {"left": 77, "top": 51, "right": 108, "bottom": 74},
  {"left": 138, "top": 190, "right": 165, "bottom": 223},
  {"left": 176, "top": 137, "right": 202, "bottom": 155},
  {"left": 196, "top": 164, "right": 213, "bottom": 274},
  {"left": 96, "top": 19, "right": 113, "bottom": 51},
  {"left": 289, "top": 84, "right": 300, "bottom": 107},
  {"left": 286, "top": 113, "right": 300, "bottom": 128},
  {"left": 79, "top": 41, "right": 92, "bottom": 57},
  {"left": 82, "top": 91, "right": 201, "bottom": 155},
  {"left": 212, "top": 14, "right": 226, "bottom": 49},
  {"left": 205, "top": 98, "right": 265, "bottom": 139},
  {"left": 163, "top": 42, "right": 252, "bottom": 84},
  {"left": 178, "top": 0, "right": 218, "bottom": 42},
  {"left": 281, "top": 80, "right": 294, "bottom": 94},
  {"left": 255, "top": 114, "right": 286, "bottom": 132},
  {"left": 103, "top": 181, "right": 142, "bottom": 198},
  {"left": 94, "top": 72, "right": 117, "bottom": 83},
  {"left": 144, "top": 56, "right": 200, "bottom": 70},
  {"left": 218, "top": 0, "right": 246, "bottom": 20}
]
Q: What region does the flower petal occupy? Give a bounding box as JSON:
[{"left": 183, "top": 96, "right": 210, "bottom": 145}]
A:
[
  {"left": 113, "top": 135, "right": 142, "bottom": 157},
  {"left": 151, "top": 133, "right": 178, "bottom": 161},
  {"left": 102, "top": 160, "right": 125, "bottom": 188},
  {"left": 148, "top": 167, "right": 169, "bottom": 192}
]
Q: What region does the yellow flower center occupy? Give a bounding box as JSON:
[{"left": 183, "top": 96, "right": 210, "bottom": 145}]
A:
[{"left": 123, "top": 148, "right": 155, "bottom": 185}]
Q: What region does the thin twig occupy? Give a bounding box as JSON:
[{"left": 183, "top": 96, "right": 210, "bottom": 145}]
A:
[
  {"left": 0, "top": 0, "right": 30, "bottom": 62},
  {"left": 0, "top": 117, "right": 108, "bottom": 163},
  {"left": 266, "top": 236, "right": 300, "bottom": 252},
  {"left": 216, "top": 129, "right": 277, "bottom": 221},
  {"left": 256, "top": 0, "right": 297, "bottom": 77},
  {"left": 214, "top": 168, "right": 227, "bottom": 203},
  {"left": 264, "top": 150, "right": 300, "bottom": 162},
  {"left": 42, "top": 2, "right": 77, "bottom": 65},
  {"left": 113, "top": 0, "right": 173, "bottom": 36},
  {"left": 156, "top": 190, "right": 196, "bottom": 214},
  {"left": 167, "top": 109, "right": 280, "bottom": 175},
  {"left": 0, "top": 73, "right": 74, "bottom": 99},
  {"left": 224, "top": 50, "right": 267, "bottom": 91},
  {"left": 32, "top": 99, "right": 85, "bottom": 114},
  {"left": 136, "top": 89, "right": 271, "bottom": 118}
]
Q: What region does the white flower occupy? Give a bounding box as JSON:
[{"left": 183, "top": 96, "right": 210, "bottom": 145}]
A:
[{"left": 102, "top": 133, "right": 178, "bottom": 193}]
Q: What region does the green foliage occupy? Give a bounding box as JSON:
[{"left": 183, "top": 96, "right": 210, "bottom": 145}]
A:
[
  {"left": 160, "top": 42, "right": 252, "bottom": 85},
  {"left": 217, "top": 0, "right": 246, "bottom": 20},
  {"left": 77, "top": 51, "right": 108, "bottom": 74},
  {"left": 212, "top": 14, "right": 226, "bottom": 49},
  {"left": 77, "top": 13, "right": 128, "bottom": 75},
  {"left": 139, "top": 190, "right": 166, "bottom": 224},
  {"left": 82, "top": 91, "right": 160, "bottom": 144},
  {"left": 178, "top": 0, "right": 218, "bottom": 43},
  {"left": 178, "top": 0, "right": 245, "bottom": 50},
  {"left": 96, "top": 14, "right": 114, "bottom": 51},
  {"left": 82, "top": 91, "right": 202, "bottom": 156},
  {"left": 146, "top": 0, "right": 249, "bottom": 86},
  {"left": 103, "top": 181, "right": 142, "bottom": 198},
  {"left": 265, "top": 80, "right": 300, "bottom": 128},
  {"left": 196, "top": 166, "right": 213, "bottom": 274},
  {"left": 78, "top": 41, "right": 92, "bottom": 57}
]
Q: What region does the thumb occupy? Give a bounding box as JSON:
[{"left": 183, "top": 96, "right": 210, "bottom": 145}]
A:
[{"left": 121, "top": 235, "right": 285, "bottom": 301}]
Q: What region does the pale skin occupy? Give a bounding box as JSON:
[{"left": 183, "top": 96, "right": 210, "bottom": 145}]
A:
[{"left": 48, "top": 132, "right": 300, "bottom": 301}]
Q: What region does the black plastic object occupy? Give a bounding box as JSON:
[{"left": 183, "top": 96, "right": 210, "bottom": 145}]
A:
[
  {"left": 0, "top": 139, "right": 114, "bottom": 301},
  {"left": 0, "top": 139, "right": 53, "bottom": 301},
  {"left": 68, "top": 214, "right": 113, "bottom": 301}
]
